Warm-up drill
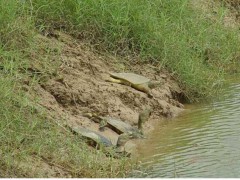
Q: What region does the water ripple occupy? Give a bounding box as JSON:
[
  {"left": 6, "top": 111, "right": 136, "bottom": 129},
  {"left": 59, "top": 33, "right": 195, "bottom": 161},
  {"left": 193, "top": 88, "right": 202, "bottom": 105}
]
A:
[{"left": 136, "top": 82, "right": 240, "bottom": 178}]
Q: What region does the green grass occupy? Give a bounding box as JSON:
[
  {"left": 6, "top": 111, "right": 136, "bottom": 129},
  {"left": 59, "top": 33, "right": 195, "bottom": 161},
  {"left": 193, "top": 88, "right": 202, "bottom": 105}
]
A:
[
  {"left": 30, "top": 0, "right": 240, "bottom": 100},
  {"left": 0, "top": 0, "right": 240, "bottom": 177}
]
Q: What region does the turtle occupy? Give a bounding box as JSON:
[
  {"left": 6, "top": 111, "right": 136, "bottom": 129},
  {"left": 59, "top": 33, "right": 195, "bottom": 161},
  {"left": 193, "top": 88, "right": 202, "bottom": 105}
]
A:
[
  {"left": 105, "top": 108, "right": 151, "bottom": 135},
  {"left": 107, "top": 72, "right": 162, "bottom": 97},
  {"left": 84, "top": 108, "right": 152, "bottom": 138},
  {"left": 85, "top": 113, "right": 142, "bottom": 138},
  {"left": 68, "top": 125, "right": 134, "bottom": 158},
  {"left": 102, "top": 132, "right": 136, "bottom": 158},
  {"left": 70, "top": 126, "right": 113, "bottom": 147},
  {"left": 103, "top": 117, "right": 140, "bottom": 136},
  {"left": 115, "top": 132, "right": 135, "bottom": 156}
]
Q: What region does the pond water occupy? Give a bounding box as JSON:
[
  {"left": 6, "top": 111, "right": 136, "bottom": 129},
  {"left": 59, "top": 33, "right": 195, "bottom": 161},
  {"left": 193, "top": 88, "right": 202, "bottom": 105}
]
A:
[{"left": 135, "top": 80, "right": 240, "bottom": 178}]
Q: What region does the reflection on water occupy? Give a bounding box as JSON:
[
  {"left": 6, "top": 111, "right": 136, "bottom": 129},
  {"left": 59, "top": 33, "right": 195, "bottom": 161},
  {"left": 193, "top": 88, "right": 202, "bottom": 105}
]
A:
[{"left": 136, "top": 82, "right": 240, "bottom": 178}]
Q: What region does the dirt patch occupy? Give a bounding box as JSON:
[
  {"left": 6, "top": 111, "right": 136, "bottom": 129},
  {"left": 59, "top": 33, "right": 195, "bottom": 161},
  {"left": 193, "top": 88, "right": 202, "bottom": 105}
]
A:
[
  {"left": 27, "top": 32, "right": 184, "bottom": 150},
  {"left": 191, "top": 0, "right": 240, "bottom": 29},
  {"left": 223, "top": 0, "right": 240, "bottom": 19}
]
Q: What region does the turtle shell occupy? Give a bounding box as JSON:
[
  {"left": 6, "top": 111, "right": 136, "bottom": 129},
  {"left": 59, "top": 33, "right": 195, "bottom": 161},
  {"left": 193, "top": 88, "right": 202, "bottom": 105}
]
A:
[
  {"left": 72, "top": 126, "right": 113, "bottom": 147},
  {"left": 105, "top": 117, "right": 138, "bottom": 134},
  {"left": 109, "top": 72, "right": 150, "bottom": 85}
]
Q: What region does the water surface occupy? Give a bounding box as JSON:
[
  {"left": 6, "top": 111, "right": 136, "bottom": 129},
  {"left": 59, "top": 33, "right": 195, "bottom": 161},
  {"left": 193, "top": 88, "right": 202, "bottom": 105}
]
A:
[{"left": 136, "top": 81, "right": 240, "bottom": 178}]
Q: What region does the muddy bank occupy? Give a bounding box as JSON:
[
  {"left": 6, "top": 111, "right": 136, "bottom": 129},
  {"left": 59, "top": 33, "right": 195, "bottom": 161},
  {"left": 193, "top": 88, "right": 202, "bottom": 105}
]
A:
[{"left": 27, "top": 32, "right": 184, "bottom": 154}]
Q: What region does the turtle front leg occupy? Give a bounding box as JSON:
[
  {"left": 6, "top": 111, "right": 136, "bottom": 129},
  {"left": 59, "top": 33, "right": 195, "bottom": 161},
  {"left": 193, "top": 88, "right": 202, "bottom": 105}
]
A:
[
  {"left": 106, "top": 77, "right": 122, "bottom": 84},
  {"left": 106, "top": 77, "right": 132, "bottom": 86},
  {"left": 133, "top": 84, "right": 153, "bottom": 98}
]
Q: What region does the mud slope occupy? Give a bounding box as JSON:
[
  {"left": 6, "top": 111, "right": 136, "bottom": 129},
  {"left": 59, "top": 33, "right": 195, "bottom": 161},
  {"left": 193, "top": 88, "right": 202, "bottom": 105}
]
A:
[{"left": 30, "top": 32, "right": 184, "bottom": 147}]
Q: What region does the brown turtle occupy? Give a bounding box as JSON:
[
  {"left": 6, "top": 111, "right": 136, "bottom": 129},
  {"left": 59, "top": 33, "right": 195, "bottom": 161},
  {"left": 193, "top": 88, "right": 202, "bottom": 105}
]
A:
[{"left": 107, "top": 72, "right": 162, "bottom": 97}]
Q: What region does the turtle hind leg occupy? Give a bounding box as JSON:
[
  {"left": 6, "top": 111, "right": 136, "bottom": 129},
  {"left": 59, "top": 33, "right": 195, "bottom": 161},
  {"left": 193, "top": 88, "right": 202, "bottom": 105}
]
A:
[
  {"left": 106, "top": 77, "right": 132, "bottom": 86},
  {"left": 133, "top": 84, "right": 153, "bottom": 98}
]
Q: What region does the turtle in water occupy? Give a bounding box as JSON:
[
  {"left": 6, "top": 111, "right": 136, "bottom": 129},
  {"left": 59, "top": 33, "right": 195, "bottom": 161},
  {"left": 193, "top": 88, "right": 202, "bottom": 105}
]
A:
[{"left": 107, "top": 72, "right": 162, "bottom": 97}]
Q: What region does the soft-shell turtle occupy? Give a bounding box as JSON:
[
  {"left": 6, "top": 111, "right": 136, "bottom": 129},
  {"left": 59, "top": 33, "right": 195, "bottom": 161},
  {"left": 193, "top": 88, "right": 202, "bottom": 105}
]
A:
[
  {"left": 68, "top": 125, "right": 133, "bottom": 157},
  {"left": 115, "top": 133, "right": 134, "bottom": 156},
  {"left": 84, "top": 108, "right": 152, "bottom": 136},
  {"left": 107, "top": 72, "right": 162, "bottom": 97},
  {"left": 104, "top": 108, "right": 152, "bottom": 135},
  {"left": 84, "top": 113, "right": 140, "bottom": 136},
  {"left": 70, "top": 126, "right": 113, "bottom": 147},
  {"left": 104, "top": 117, "right": 138, "bottom": 134}
]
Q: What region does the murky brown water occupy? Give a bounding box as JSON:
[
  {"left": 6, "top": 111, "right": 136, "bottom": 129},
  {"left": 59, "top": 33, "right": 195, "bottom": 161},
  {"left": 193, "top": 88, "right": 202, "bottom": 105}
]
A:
[{"left": 135, "top": 80, "right": 240, "bottom": 178}]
